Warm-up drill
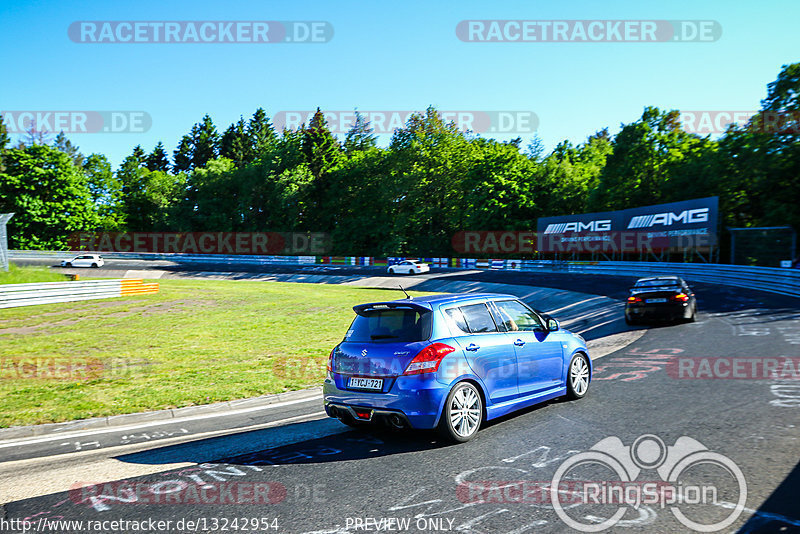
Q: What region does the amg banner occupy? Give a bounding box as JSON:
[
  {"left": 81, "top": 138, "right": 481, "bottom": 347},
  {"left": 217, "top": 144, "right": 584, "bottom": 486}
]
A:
[{"left": 536, "top": 197, "right": 718, "bottom": 253}]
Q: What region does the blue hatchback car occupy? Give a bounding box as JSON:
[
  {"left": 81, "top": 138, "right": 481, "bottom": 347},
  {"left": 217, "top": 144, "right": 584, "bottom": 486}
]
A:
[{"left": 323, "top": 293, "right": 591, "bottom": 442}]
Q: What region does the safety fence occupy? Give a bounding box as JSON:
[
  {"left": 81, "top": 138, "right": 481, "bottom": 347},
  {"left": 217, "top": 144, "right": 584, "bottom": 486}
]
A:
[
  {"left": 0, "top": 279, "right": 158, "bottom": 309},
  {"left": 9, "top": 251, "right": 800, "bottom": 298}
]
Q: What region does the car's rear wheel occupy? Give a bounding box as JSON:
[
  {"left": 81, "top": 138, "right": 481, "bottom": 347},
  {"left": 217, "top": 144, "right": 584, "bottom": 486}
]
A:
[
  {"left": 567, "top": 353, "right": 590, "bottom": 400},
  {"left": 438, "top": 382, "right": 482, "bottom": 443},
  {"left": 389, "top": 267, "right": 395, "bottom": 274},
  {"left": 687, "top": 304, "right": 697, "bottom": 322},
  {"left": 65, "top": 262, "right": 72, "bottom": 268}
]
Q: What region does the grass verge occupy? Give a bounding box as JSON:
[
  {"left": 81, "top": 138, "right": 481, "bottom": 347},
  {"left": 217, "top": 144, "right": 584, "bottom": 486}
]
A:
[
  {"left": 0, "top": 264, "right": 69, "bottom": 285},
  {"left": 0, "top": 279, "right": 431, "bottom": 427}
]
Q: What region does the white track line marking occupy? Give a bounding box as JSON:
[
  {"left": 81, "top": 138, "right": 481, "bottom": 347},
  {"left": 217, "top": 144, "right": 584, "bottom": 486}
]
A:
[{"left": 0, "top": 395, "right": 323, "bottom": 448}]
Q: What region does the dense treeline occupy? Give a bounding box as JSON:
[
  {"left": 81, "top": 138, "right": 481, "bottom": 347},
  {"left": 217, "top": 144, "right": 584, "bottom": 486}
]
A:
[{"left": 1, "top": 64, "right": 798, "bottom": 257}]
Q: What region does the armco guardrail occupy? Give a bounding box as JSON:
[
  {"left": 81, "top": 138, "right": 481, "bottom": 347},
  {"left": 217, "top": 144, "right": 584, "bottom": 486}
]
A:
[
  {"left": 560, "top": 261, "right": 800, "bottom": 298},
  {"left": 0, "top": 279, "right": 158, "bottom": 308},
  {"left": 9, "top": 250, "right": 800, "bottom": 298}
]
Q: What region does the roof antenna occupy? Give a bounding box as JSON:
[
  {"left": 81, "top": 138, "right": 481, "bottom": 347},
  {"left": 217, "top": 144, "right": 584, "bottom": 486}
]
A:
[{"left": 399, "top": 285, "right": 412, "bottom": 300}]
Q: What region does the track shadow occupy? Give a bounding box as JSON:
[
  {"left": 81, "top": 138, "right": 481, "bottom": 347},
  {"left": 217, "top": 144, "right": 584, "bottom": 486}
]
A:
[
  {"left": 737, "top": 459, "right": 800, "bottom": 533},
  {"left": 116, "top": 418, "right": 449, "bottom": 467}
]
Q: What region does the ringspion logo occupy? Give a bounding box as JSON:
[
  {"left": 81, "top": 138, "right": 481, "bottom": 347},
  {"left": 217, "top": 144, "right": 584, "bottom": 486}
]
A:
[{"left": 550, "top": 434, "right": 746, "bottom": 532}]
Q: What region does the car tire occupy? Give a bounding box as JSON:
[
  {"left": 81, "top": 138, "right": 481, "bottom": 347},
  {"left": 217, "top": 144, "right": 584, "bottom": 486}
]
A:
[
  {"left": 65, "top": 262, "right": 72, "bottom": 268},
  {"left": 566, "top": 353, "right": 590, "bottom": 400},
  {"left": 91, "top": 263, "right": 98, "bottom": 268},
  {"left": 624, "top": 314, "right": 635, "bottom": 325},
  {"left": 388, "top": 268, "right": 395, "bottom": 274},
  {"left": 687, "top": 304, "right": 697, "bottom": 322},
  {"left": 438, "top": 381, "right": 483, "bottom": 443}
]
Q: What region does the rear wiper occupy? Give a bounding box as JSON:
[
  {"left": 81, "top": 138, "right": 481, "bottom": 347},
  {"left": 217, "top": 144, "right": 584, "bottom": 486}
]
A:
[{"left": 370, "top": 334, "right": 399, "bottom": 340}]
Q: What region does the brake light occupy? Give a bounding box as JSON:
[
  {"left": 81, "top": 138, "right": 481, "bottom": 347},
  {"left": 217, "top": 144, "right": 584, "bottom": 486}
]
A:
[
  {"left": 673, "top": 293, "right": 690, "bottom": 302},
  {"left": 404, "top": 343, "right": 455, "bottom": 375},
  {"left": 627, "top": 296, "right": 642, "bottom": 303},
  {"left": 327, "top": 347, "right": 335, "bottom": 372}
]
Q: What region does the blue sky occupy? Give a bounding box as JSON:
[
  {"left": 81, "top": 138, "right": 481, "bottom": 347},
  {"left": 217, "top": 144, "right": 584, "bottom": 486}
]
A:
[{"left": 2, "top": 0, "right": 798, "bottom": 167}]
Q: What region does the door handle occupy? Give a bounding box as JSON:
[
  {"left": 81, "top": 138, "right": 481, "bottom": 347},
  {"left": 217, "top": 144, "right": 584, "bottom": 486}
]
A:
[
  {"left": 465, "top": 343, "right": 480, "bottom": 351},
  {"left": 514, "top": 339, "right": 525, "bottom": 346}
]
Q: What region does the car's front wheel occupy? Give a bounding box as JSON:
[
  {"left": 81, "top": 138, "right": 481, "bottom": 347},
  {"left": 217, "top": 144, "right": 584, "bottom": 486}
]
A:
[
  {"left": 91, "top": 263, "right": 98, "bottom": 268},
  {"left": 566, "top": 353, "right": 590, "bottom": 400},
  {"left": 439, "top": 382, "right": 483, "bottom": 443}
]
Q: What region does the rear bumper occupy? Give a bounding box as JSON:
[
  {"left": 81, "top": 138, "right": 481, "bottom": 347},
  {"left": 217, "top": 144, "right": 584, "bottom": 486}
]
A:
[
  {"left": 626, "top": 301, "right": 690, "bottom": 321},
  {"left": 322, "top": 373, "right": 450, "bottom": 429}
]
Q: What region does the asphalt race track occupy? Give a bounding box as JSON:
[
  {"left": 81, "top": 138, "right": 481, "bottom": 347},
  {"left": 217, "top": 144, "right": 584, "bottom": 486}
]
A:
[{"left": 2, "top": 258, "right": 799, "bottom": 533}]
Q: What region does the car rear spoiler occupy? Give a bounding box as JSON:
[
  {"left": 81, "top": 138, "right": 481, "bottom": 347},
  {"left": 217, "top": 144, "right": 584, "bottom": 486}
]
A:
[{"left": 353, "top": 301, "right": 433, "bottom": 316}]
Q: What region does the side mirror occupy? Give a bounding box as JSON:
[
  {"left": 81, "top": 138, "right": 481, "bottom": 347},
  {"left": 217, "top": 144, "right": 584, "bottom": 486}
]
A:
[{"left": 546, "top": 317, "right": 560, "bottom": 332}]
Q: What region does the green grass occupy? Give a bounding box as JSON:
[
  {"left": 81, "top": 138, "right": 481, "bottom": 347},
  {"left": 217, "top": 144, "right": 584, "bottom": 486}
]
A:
[
  {"left": 0, "top": 279, "right": 431, "bottom": 427},
  {"left": 0, "top": 264, "right": 69, "bottom": 285}
]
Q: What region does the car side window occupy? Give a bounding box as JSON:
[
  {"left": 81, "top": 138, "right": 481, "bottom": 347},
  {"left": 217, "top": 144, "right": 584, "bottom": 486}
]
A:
[
  {"left": 459, "top": 303, "right": 497, "bottom": 333},
  {"left": 444, "top": 307, "right": 470, "bottom": 333},
  {"left": 494, "top": 300, "right": 545, "bottom": 332}
]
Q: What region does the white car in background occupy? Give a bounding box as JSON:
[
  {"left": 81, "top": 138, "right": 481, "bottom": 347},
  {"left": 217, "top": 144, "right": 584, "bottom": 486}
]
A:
[
  {"left": 61, "top": 254, "right": 104, "bottom": 268},
  {"left": 388, "top": 260, "right": 430, "bottom": 275}
]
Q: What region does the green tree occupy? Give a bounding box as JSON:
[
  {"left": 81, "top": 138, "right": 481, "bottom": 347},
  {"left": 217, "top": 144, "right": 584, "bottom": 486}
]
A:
[
  {"left": 145, "top": 142, "right": 171, "bottom": 173},
  {"left": 83, "top": 153, "right": 125, "bottom": 230},
  {"left": 0, "top": 145, "right": 101, "bottom": 249},
  {"left": 0, "top": 118, "right": 9, "bottom": 171},
  {"left": 301, "top": 108, "right": 341, "bottom": 229},
  {"left": 458, "top": 138, "right": 539, "bottom": 232},
  {"left": 343, "top": 111, "right": 377, "bottom": 154},
  {"left": 191, "top": 114, "right": 220, "bottom": 169},
  {"left": 588, "top": 107, "right": 702, "bottom": 211},
  {"left": 247, "top": 108, "right": 277, "bottom": 162},
  {"left": 389, "top": 106, "right": 476, "bottom": 254},
  {"left": 220, "top": 118, "right": 249, "bottom": 167},
  {"left": 173, "top": 134, "right": 193, "bottom": 173},
  {"left": 53, "top": 132, "right": 84, "bottom": 168}
]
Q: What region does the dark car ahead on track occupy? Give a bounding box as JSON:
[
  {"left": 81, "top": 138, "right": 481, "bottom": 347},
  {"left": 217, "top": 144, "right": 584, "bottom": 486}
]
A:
[
  {"left": 323, "top": 293, "right": 591, "bottom": 442},
  {"left": 625, "top": 276, "right": 697, "bottom": 325}
]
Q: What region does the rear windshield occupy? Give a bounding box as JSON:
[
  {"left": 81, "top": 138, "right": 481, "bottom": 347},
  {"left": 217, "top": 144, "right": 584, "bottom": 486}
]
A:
[
  {"left": 345, "top": 308, "right": 432, "bottom": 343},
  {"left": 635, "top": 279, "right": 680, "bottom": 288}
]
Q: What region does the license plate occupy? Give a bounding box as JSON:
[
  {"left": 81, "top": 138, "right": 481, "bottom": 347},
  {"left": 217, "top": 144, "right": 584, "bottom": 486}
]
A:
[
  {"left": 348, "top": 377, "right": 383, "bottom": 390},
  {"left": 646, "top": 298, "right": 667, "bottom": 303}
]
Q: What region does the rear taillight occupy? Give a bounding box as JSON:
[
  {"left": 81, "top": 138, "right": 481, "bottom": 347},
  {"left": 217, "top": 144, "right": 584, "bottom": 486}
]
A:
[
  {"left": 327, "top": 347, "right": 335, "bottom": 372},
  {"left": 404, "top": 343, "right": 455, "bottom": 375},
  {"left": 672, "top": 293, "right": 690, "bottom": 302},
  {"left": 354, "top": 409, "right": 372, "bottom": 420},
  {"left": 627, "top": 296, "right": 642, "bottom": 303}
]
